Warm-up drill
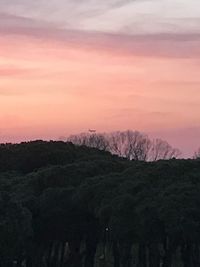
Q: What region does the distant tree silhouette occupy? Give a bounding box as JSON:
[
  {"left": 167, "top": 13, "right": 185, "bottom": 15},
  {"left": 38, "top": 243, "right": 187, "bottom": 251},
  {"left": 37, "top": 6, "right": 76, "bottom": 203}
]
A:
[
  {"left": 68, "top": 133, "right": 109, "bottom": 151},
  {"left": 193, "top": 148, "right": 200, "bottom": 159},
  {"left": 68, "top": 130, "right": 181, "bottom": 161},
  {"left": 108, "top": 130, "right": 151, "bottom": 161},
  {"left": 150, "top": 138, "right": 181, "bottom": 161}
]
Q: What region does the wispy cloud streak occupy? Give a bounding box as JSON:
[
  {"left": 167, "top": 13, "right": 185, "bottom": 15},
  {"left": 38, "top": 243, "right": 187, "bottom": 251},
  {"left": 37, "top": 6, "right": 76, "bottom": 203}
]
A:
[{"left": 1, "top": 13, "right": 200, "bottom": 60}]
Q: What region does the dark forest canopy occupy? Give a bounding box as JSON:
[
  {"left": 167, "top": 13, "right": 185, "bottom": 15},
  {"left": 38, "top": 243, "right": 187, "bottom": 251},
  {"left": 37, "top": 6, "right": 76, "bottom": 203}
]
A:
[{"left": 0, "top": 140, "right": 200, "bottom": 267}]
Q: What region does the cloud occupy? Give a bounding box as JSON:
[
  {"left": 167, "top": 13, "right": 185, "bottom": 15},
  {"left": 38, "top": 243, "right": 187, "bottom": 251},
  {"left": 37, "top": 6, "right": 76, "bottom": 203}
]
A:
[
  {"left": 0, "top": 0, "right": 135, "bottom": 26},
  {"left": 1, "top": 0, "right": 200, "bottom": 53},
  {"left": 1, "top": 12, "right": 200, "bottom": 60},
  {"left": 0, "top": 0, "right": 200, "bottom": 35},
  {"left": 0, "top": 12, "right": 58, "bottom": 30}
]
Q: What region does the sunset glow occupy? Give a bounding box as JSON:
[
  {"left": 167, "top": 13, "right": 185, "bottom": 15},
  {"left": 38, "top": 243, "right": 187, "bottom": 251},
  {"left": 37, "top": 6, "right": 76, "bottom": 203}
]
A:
[{"left": 0, "top": 0, "right": 200, "bottom": 156}]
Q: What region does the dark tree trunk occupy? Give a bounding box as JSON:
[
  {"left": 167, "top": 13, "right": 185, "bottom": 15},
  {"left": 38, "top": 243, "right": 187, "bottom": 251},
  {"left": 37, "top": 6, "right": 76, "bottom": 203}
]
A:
[
  {"left": 51, "top": 242, "right": 60, "bottom": 267},
  {"left": 113, "top": 241, "right": 120, "bottom": 267},
  {"left": 46, "top": 242, "right": 54, "bottom": 267},
  {"left": 121, "top": 242, "right": 132, "bottom": 267},
  {"left": 162, "top": 238, "right": 175, "bottom": 267},
  {"left": 192, "top": 243, "right": 200, "bottom": 267},
  {"left": 60, "top": 241, "right": 66, "bottom": 267},
  {"left": 162, "top": 249, "right": 173, "bottom": 267},
  {"left": 25, "top": 241, "right": 34, "bottom": 267},
  {"left": 181, "top": 241, "right": 193, "bottom": 267},
  {"left": 148, "top": 243, "right": 160, "bottom": 267},
  {"left": 84, "top": 237, "right": 98, "bottom": 267},
  {"left": 138, "top": 242, "right": 147, "bottom": 267},
  {"left": 67, "top": 239, "right": 82, "bottom": 267},
  {"left": 33, "top": 242, "right": 45, "bottom": 267}
]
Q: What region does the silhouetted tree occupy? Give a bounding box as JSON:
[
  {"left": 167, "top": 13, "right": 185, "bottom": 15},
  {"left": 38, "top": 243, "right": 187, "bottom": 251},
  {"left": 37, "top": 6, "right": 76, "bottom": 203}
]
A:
[
  {"left": 68, "top": 133, "right": 109, "bottom": 151},
  {"left": 69, "top": 130, "right": 181, "bottom": 161},
  {"left": 149, "top": 138, "right": 181, "bottom": 161},
  {"left": 193, "top": 148, "right": 200, "bottom": 159}
]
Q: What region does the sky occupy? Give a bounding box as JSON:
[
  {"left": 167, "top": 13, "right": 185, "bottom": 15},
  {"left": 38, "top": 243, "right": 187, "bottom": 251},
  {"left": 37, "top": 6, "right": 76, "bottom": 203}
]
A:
[{"left": 0, "top": 0, "right": 200, "bottom": 157}]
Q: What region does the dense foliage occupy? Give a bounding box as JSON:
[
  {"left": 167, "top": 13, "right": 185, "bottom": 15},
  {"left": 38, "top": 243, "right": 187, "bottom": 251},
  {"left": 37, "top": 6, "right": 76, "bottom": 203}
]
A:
[{"left": 0, "top": 140, "right": 200, "bottom": 267}]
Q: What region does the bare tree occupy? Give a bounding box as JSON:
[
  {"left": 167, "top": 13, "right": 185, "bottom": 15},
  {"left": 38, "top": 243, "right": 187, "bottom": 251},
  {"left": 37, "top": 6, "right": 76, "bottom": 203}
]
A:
[
  {"left": 193, "top": 148, "right": 200, "bottom": 159},
  {"left": 107, "top": 131, "right": 126, "bottom": 158},
  {"left": 68, "top": 133, "right": 109, "bottom": 151},
  {"left": 149, "top": 139, "right": 181, "bottom": 161},
  {"left": 108, "top": 130, "right": 151, "bottom": 161},
  {"left": 125, "top": 130, "right": 152, "bottom": 161},
  {"left": 68, "top": 130, "right": 181, "bottom": 161}
]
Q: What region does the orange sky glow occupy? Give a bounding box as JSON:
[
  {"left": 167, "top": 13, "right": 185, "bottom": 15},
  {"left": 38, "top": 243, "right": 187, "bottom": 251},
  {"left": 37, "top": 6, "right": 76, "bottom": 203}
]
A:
[{"left": 1, "top": 0, "right": 200, "bottom": 157}]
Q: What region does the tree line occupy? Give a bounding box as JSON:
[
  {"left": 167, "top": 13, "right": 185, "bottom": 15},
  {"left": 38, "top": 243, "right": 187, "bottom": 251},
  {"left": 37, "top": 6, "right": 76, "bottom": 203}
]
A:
[
  {"left": 68, "top": 130, "right": 181, "bottom": 161},
  {"left": 0, "top": 140, "right": 200, "bottom": 266}
]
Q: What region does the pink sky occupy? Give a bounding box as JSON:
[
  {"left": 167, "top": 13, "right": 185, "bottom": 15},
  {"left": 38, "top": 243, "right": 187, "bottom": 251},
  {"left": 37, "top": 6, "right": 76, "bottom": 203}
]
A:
[{"left": 0, "top": 0, "right": 200, "bottom": 157}]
